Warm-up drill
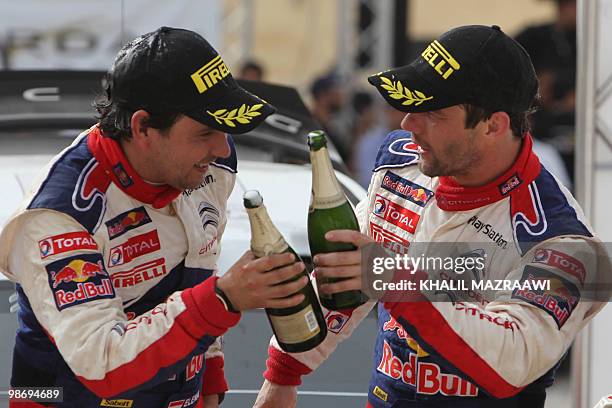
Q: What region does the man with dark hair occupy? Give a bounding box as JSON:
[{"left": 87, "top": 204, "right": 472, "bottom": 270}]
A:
[
  {"left": 255, "top": 25, "right": 609, "bottom": 408},
  {"left": 0, "top": 27, "right": 309, "bottom": 407}
]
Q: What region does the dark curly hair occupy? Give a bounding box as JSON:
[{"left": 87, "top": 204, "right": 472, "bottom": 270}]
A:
[{"left": 94, "top": 74, "right": 181, "bottom": 141}]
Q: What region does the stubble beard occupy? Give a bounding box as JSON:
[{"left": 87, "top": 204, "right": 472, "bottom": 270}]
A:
[{"left": 418, "top": 136, "right": 480, "bottom": 179}]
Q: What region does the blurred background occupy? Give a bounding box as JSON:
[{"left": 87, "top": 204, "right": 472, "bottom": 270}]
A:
[
  {"left": 1, "top": 0, "right": 611, "bottom": 407},
  {"left": 0, "top": 0, "right": 580, "bottom": 191}
]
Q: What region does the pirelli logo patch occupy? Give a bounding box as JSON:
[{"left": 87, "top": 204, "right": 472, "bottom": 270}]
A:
[
  {"left": 191, "top": 55, "right": 230, "bottom": 93},
  {"left": 421, "top": 40, "right": 460, "bottom": 79}
]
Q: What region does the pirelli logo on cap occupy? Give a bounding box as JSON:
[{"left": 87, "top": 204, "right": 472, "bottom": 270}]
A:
[
  {"left": 421, "top": 40, "right": 460, "bottom": 79},
  {"left": 191, "top": 55, "right": 230, "bottom": 93}
]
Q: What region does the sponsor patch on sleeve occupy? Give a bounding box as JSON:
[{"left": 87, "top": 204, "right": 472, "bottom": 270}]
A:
[
  {"left": 38, "top": 231, "right": 98, "bottom": 259},
  {"left": 380, "top": 171, "right": 433, "bottom": 207},
  {"left": 45, "top": 253, "right": 115, "bottom": 311},
  {"left": 511, "top": 266, "right": 580, "bottom": 329},
  {"left": 105, "top": 206, "right": 152, "bottom": 240},
  {"left": 108, "top": 230, "right": 161, "bottom": 267},
  {"left": 373, "top": 194, "right": 420, "bottom": 234},
  {"left": 372, "top": 385, "right": 388, "bottom": 402},
  {"left": 325, "top": 310, "right": 351, "bottom": 334},
  {"left": 532, "top": 248, "right": 586, "bottom": 286}
]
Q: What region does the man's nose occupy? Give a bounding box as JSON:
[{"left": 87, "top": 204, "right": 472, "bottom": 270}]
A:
[
  {"left": 212, "top": 133, "right": 231, "bottom": 158},
  {"left": 400, "top": 113, "right": 424, "bottom": 133}
]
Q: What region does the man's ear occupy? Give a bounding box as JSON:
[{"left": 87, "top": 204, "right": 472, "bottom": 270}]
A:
[
  {"left": 486, "top": 111, "right": 511, "bottom": 137},
  {"left": 130, "top": 110, "right": 152, "bottom": 146}
]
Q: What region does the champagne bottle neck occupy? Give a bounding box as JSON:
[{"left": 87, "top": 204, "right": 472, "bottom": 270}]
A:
[
  {"left": 310, "top": 146, "right": 347, "bottom": 209},
  {"left": 246, "top": 205, "right": 289, "bottom": 257}
]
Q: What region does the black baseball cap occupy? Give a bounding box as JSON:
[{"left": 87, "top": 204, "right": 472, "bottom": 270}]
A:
[
  {"left": 108, "top": 26, "right": 276, "bottom": 134},
  {"left": 368, "top": 25, "right": 538, "bottom": 114}
]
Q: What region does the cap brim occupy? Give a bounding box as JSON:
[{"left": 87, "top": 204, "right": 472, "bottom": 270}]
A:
[
  {"left": 367, "top": 65, "right": 459, "bottom": 113},
  {"left": 185, "top": 83, "right": 276, "bottom": 134}
]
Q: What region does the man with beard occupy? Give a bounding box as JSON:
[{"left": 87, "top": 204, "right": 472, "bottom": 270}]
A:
[
  {"left": 254, "top": 25, "right": 609, "bottom": 408},
  {"left": 0, "top": 27, "right": 309, "bottom": 407}
]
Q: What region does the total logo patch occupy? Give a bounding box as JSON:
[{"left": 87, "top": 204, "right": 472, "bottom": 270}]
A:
[
  {"left": 45, "top": 253, "right": 114, "bottom": 311},
  {"left": 108, "top": 230, "right": 161, "bottom": 267},
  {"left": 373, "top": 194, "right": 420, "bottom": 234},
  {"left": 38, "top": 231, "right": 98, "bottom": 259},
  {"left": 532, "top": 248, "right": 585, "bottom": 286},
  {"left": 325, "top": 310, "right": 350, "bottom": 334}
]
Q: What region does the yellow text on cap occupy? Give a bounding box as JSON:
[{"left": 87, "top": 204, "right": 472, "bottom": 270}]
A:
[
  {"left": 191, "top": 55, "right": 231, "bottom": 93},
  {"left": 421, "top": 40, "right": 460, "bottom": 80}
]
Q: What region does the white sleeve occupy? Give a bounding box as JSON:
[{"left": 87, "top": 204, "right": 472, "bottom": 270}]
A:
[{"left": 9, "top": 211, "right": 240, "bottom": 397}]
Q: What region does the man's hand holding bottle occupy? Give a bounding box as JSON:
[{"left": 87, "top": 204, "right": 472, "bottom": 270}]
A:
[{"left": 216, "top": 251, "right": 308, "bottom": 311}]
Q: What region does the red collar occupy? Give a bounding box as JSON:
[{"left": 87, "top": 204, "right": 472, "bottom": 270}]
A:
[
  {"left": 435, "top": 134, "right": 541, "bottom": 211},
  {"left": 87, "top": 127, "right": 181, "bottom": 209}
]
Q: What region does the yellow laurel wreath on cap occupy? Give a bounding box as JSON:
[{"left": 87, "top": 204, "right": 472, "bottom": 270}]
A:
[
  {"left": 379, "top": 76, "right": 433, "bottom": 106},
  {"left": 207, "top": 104, "right": 263, "bottom": 128}
]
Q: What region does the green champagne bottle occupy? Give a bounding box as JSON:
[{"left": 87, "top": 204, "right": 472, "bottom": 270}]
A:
[
  {"left": 243, "top": 190, "right": 327, "bottom": 352},
  {"left": 307, "top": 130, "right": 368, "bottom": 310}
]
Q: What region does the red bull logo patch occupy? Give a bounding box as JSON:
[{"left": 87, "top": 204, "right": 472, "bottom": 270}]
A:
[
  {"left": 377, "top": 340, "right": 478, "bottom": 397},
  {"left": 532, "top": 248, "right": 585, "bottom": 286},
  {"left": 45, "top": 253, "right": 114, "bottom": 311},
  {"left": 106, "top": 207, "right": 152, "bottom": 240},
  {"left": 38, "top": 231, "right": 98, "bottom": 259},
  {"left": 373, "top": 195, "right": 420, "bottom": 234},
  {"left": 498, "top": 173, "right": 522, "bottom": 195},
  {"left": 380, "top": 171, "right": 433, "bottom": 207},
  {"left": 108, "top": 230, "right": 161, "bottom": 267},
  {"left": 382, "top": 316, "right": 429, "bottom": 357},
  {"left": 512, "top": 266, "right": 580, "bottom": 329}
]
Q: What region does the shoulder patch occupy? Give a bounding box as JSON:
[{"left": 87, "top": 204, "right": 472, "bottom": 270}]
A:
[
  {"left": 511, "top": 265, "right": 579, "bottom": 329},
  {"left": 29, "top": 135, "right": 110, "bottom": 234},
  {"left": 38, "top": 232, "right": 98, "bottom": 259},
  {"left": 211, "top": 135, "right": 237, "bottom": 173},
  {"left": 374, "top": 130, "right": 420, "bottom": 171},
  {"left": 45, "top": 253, "right": 114, "bottom": 311}
]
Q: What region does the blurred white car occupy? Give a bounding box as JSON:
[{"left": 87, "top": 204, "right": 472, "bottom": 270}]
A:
[{"left": 0, "top": 71, "right": 376, "bottom": 407}]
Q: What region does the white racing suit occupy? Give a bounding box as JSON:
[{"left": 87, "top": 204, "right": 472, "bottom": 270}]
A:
[
  {"left": 0, "top": 126, "right": 241, "bottom": 407},
  {"left": 263, "top": 130, "right": 610, "bottom": 407}
]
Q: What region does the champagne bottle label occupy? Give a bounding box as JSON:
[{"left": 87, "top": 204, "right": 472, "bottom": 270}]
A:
[
  {"left": 309, "top": 191, "right": 347, "bottom": 210},
  {"left": 246, "top": 205, "right": 289, "bottom": 256},
  {"left": 268, "top": 305, "right": 321, "bottom": 344},
  {"left": 251, "top": 238, "right": 289, "bottom": 258}
]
